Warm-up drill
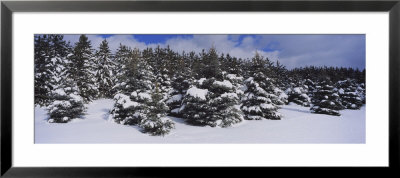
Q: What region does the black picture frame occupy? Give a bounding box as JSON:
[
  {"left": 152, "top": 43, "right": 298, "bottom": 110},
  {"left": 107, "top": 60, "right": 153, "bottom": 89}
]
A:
[{"left": 1, "top": 0, "right": 399, "bottom": 177}]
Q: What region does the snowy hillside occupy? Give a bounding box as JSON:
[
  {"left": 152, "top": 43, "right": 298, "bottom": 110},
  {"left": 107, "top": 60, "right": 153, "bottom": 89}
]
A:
[{"left": 35, "top": 99, "right": 365, "bottom": 143}]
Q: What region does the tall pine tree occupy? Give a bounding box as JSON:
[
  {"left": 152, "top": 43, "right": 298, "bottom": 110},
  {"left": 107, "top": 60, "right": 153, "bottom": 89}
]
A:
[
  {"left": 311, "top": 80, "right": 345, "bottom": 116},
  {"left": 94, "top": 39, "right": 115, "bottom": 98},
  {"left": 140, "top": 84, "right": 175, "bottom": 136},
  {"left": 240, "top": 52, "right": 281, "bottom": 120},
  {"left": 70, "top": 35, "right": 98, "bottom": 102}
]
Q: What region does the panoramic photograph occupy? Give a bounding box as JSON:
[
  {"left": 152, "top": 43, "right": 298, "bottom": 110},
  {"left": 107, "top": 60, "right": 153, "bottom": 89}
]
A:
[{"left": 34, "top": 34, "right": 365, "bottom": 143}]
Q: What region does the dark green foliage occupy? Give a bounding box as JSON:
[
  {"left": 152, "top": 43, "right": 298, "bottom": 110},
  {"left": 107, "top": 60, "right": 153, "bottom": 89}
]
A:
[
  {"left": 357, "top": 83, "right": 366, "bottom": 104},
  {"left": 199, "top": 47, "right": 223, "bottom": 80},
  {"left": 288, "top": 66, "right": 365, "bottom": 85},
  {"left": 240, "top": 52, "right": 282, "bottom": 120},
  {"left": 241, "top": 77, "right": 281, "bottom": 120},
  {"left": 47, "top": 79, "right": 86, "bottom": 123},
  {"left": 311, "top": 81, "right": 345, "bottom": 116},
  {"left": 167, "top": 74, "right": 191, "bottom": 117},
  {"left": 287, "top": 86, "right": 311, "bottom": 107},
  {"left": 109, "top": 56, "right": 155, "bottom": 125},
  {"left": 179, "top": 47, "right": 244, "bottom": 127},
  {"left": 70, "top": 35, "right": 98, "bottom": 102},
  {"left": 180, "top": 85, "right": 210, "bottom": 126},
  {"left": 181, "top": 78, "right": 244, "bottom": 127},
  {"left": 112, "top": 45, "right": 139, "bottom": 94},
  {"left": 140, "top": 85, "right": 175, "bottom": 136},
  {"left": 34, "top": 35, "right": 70, "bottom": 106},
  {"left": 108, "top": 93, "right": 145, "bottom": 125},
  {"left": 337, "top": 79, "right": 363, "bottom": 109},
  {"left": 94, "top": 39, "right": 115, "bottom": 98}
]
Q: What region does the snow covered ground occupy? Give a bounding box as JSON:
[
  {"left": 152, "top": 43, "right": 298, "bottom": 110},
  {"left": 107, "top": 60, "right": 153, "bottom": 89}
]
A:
[{"left": 35, "top": 99, "right": 365, "bottom": 143}]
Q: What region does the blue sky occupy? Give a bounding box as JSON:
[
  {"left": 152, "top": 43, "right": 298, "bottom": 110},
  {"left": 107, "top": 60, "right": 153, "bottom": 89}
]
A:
[{"left": 63, "top": 34, "right": 365, "bottom": 69}]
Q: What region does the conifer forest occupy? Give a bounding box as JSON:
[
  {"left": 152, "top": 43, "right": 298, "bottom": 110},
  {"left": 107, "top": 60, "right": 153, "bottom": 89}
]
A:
[{"left": 35, "top": 34, "right": 365, "bottom": 143}]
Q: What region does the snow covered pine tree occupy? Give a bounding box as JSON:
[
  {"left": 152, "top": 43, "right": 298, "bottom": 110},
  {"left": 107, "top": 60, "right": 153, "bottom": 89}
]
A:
[
  {"left": 109, "top": 53, "right": 175, "bottom": 136},
  {"left": 310, "top": 80, "right": 345, "bottom": 116},
  {"left": 35, "top": 35, "right": 71, "bottom": 106},
  {"left": 180, "top": 78, "right": 243, "bottom": 127},
  {"left": 206, "top": 78, "right": 243, "bottom": 127},
  {"left": 70, "top": 35, "right": 99, "bottom": 102},
  {"left": 167, "top": 74, "right": 190, "bottom": 117},
  {"left": 34, "top": 35, "right": 53, "bottom": 106},
  {"left": 337, "top": 79, "right": 363, "bottom": 109},
  {"left": 47, "top": 78, "right": 86, "bottom": 123},
  {"left": 286, "top": 86, "right": 311, "bottom": 107},
  {"left": 166, "top": 55, "right": 193, "bottom": 117},
  {"left": 180, "top": 47, "right": 243, "bottom": 127},
  {"left": 241, "top": 52, "right": 281, "bottom": 120},
  {"left": 241, "top": 77, "right": 282, "bottom": 120},
  {"left": 140, "top": 84, "right": 175, "bottom": 136},
  {"left": 94, "top": 39, "right": 115, "bottom": 98},
  {"left": 109, "top": 56, "right": 154, "bottom": 125},
  {"left": 180, "top": 83, "right": 210, "bottom": 126}
]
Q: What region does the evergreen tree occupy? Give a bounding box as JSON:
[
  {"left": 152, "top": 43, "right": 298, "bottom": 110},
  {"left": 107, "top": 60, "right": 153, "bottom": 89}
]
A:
[
  {"left": 108, "top": 92, "right": 146, "bottom": 125},
  {"left": 224, "top": 73, "right": 245, "bottom": 100},
  {"left": 109, "top": 57, "right": 155, "bottom": 125},
  {"left": 248, "top": 52, "right": 282, "bottom": 105},
  {"left": 70, "top": 35, "right": 98, "bottom": 102},
  {"left": 46, "top": 35, "right": 86, "bottom": 123},
  {"left": 241, "top": 77, "right": 281, "bottom": 120},
  {"left": 261, "top": 77, "right": 284, "bottom": 106},
  {"left": 113, "top": 45, "right": 136, "bottom": 94},
  {"left": 205, "top": 78, "right": 243, "bottom": 127},
  {"left": 240, "top": 52, "right": 282, "bottom": 120},
  {"left": 133, "top": 57, "right": 156, "bottom": 92},
  {"left": 181, "top": 77, "right": 243, "bottom": 127},
  {"left": 167, "top": 57, "right": 192, "bottom": 116},
  {"left": 272, "top": 60, "right": 289, "bottom": 89},
  {"left": 35, "top": 35, "right": 72, "bottom": 106},
  {"left": 286, "top": 86, "right": 311, "bottom": 107},
  {"left": 156, "top": 68, "right": 172, "bottom": 99},
  {"left": 94, "top": 39, "right": 115, "bottom": 98},
  {"left": 337, "top": 79, "right": 363, "bottom": 109},
  {"left": 274, "top": 87, "right": 289, "bottom": 105},
  {"left": 180, "top": 83, "right": 210, "bottom": 126},
  {"left": 35, "top": 35, "right": 52, "bottom": 106},
  {"left": 47, "top": 78, "right": 86, "bottom": 123},
  {"left": 201, "top": 47, "right": 223, "bottom": 79},
  {"left": 304, "top": 79, "right": 316, "bottom": 98},
  {"left": 357, "top": 82, "right": 366, "bottom": 104},
  {"left": 180, "top": 46, "right": 243, "bottom": 127},
  {"left": 223, "top": 54, "right": 242, "bottom": 75},
  {"left": 140, "top": 84, "right": 175, "bottom": 136},
  {"left": 310, "top": 80, "right": 345, "bottom": 116}
]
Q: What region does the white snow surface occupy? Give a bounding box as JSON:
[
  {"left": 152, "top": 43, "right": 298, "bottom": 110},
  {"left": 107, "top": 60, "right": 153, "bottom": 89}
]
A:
[
  {"left": 221, "top": 92, "right": 238, "bottom": 99},
  {"left": 53, "top": 88, "right": 66, "bottom": 96},
  {"left": 186, "top": 87, "right": 208, "bottom": 100},
  {"left": 293, "top": 87, "right": 302, "bottom": 94},
  {"left": 213, "top": 80, "right": 233, "bottom": 89},
  {"left": 226, "top": 74, "right": 243, "bottom": 80},
  {"left": 198, "top": 78, "right": 206, "bottom": 85},
  {"left": 35, "top": 99, "right": 365, "bottom": 143},
  {"left": 114, "top": 94, "right": 140, "bottom": 109},
  {"left": 138, "top": 92, "right": 151, "bottom": 100},
  {"left": 166, "top": 94, "right": 183, "bottom": 104}
]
